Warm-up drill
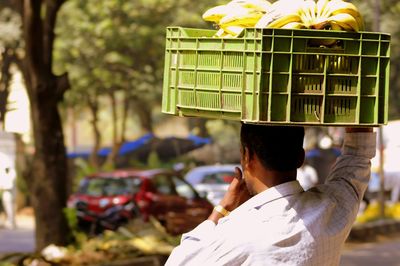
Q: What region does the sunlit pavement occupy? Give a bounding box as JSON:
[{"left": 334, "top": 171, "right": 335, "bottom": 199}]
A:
[
  {"left": 0, "top": 214, "right": 35, "bottom": 254},
  {"left": 341, "top": 235, "right": 400, "bottom": 266}
]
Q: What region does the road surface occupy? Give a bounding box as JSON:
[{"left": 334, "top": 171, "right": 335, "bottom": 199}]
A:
[
  {"left": 341, "top": 236, "right": 400, "bottom": 266},
  {"left": 0, "top": 214, "right": 35, "bottom": 255}
]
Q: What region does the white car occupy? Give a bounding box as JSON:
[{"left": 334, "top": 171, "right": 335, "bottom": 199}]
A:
[{"left": 184, "top": 164, "right": 239, "bottom": 206}]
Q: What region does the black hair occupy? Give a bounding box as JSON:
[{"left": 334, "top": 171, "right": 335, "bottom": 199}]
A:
[{"left": 240, "top": 124, "right": 305, "bottom": 172}]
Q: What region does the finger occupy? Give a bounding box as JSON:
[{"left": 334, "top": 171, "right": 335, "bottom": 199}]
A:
[
  {"left": 226, "top": 167, "right": 241, "bottom": 190},
  {"left": 234, "top": 167, "right": 243, "bottom": 181}
]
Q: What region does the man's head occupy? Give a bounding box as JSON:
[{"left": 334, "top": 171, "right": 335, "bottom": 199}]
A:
[{"left": 240, "top": 124, "right": 305, "bottom": 193}]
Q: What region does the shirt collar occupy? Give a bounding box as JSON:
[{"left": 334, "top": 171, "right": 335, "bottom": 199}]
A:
[{"left": 235, "top": 180, "right": 304, "bottom": 213}]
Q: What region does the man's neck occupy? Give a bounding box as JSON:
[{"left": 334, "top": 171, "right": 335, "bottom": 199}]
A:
[
  {"left": 252, "top": 168, "right": 297, "bottom": 194},
  {"left": 244, "top": 153, "right": 298, "bottom": 195}
]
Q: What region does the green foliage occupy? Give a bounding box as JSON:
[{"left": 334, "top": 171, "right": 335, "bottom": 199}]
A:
[
  {"left": 54, "top": 0, "right": 217, "bottom": 128},
  {"left": 74, "top": 158, "right": 97, "bottom": 178},
  {"left": 0, "top": 7, "right": 21, "bottom": 46},
  {"left": 63, "top": 207, "right": 88, "bottom": 246},
  {"left": 55, "top": 0, "right": 212, "bottom": 107},
  {"left": 53, "top": 0, "right": 220, "bottom": 170},
  {"left": 0, "top": 261, "right": 16, "bottom": 266},
  {"left": 147, "top": 151, "right": 161, "bottom": 168},
  {"left": 100, "top": 159, "right": 119, "bottom": 172},
  {"left": 71, "top": 158, "right": 97, "bottom": 192},
  {"left": 63, "top": 207, "right": 79, "bottom": 232},
  {"left": 16, "top": 173, "right": 28, "bottom": 196}
]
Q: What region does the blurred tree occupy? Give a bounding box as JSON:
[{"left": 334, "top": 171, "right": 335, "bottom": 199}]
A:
[
  {"left": 0, "top": 0, "right": 71, "bottom": 250},
  {"left": 206, "top": 120, "right": 241, "bottom": 163},
  {"left": 189, "top": 118, "right": 210, "bottom": 138},
  {"left": 55, "top": 0, "right": 216, "bottom": 167}
]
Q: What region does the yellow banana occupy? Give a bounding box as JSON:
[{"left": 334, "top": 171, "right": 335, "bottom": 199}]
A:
[
  {"left": 214, "top": 28, "right": 227, "bottom": 38},
  {"left": 310, "top": 17, "right": 330, "bottom": 29},
  {"left": 228, "top": 0, "right": 271, "bottom": 12},
  {"left": 220, "top": 16, "right": 261, "bottom": 27},
  {"left": 325, "top": 0, "right": 358, "bottom": 15},
  {"left": 281, "top": 22, "right": 305, "bottom": 29},
  {"left": 316, "top": 0, "right": 329, "bottom": 19},
  {"left": 330, "top": 22, "right": 343, "bottom": 31},
  {"left": 308, "top": 0, "right": 317, "bottom": 20},
  {"left": 202, "top": 5, "right": 229, "bottom": 23},
  {"left": 256, "top": 0, "right": 303, "bottom": 28},
  {"left": 214, "top": 31, "right": 236, "bottom": 39},
  {"left": 321, "top": 0, "right": 334, "bottom": 18},
  {"left": 328, "top": 13, "right": 359, "bottom": 31},
  {"left": 300, "top": 0, "right": 317, "bottom": 27},
  {"left": 255, "top": 13, "right": 274, "bottom": 28},
  {"left": 327, "top": 0, "right": 364, "bottom": 30},
  {"left": 221, "top": 25, "right": 245, "bottom": 36},
  {"left": 219, "top": 9, "right": 263, "bottom": 27},
  {"left": 267, "top": 13, "right": 302, "bottom": 28}
]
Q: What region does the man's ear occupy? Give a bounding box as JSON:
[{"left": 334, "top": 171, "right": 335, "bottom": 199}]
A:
[
  {"left": 244, "top": 147, "right": 251, "bottom": 163},
  {"left": 241, "top": 147, "right": 251, "bottom": 165},
  {"left": 296, "top": 148, "right": 305, "bottom": 168}
]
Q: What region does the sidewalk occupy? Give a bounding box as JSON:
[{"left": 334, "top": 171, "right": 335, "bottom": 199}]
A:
[{"left": 0, "top": 209, "right": 35, "bottom": 254}]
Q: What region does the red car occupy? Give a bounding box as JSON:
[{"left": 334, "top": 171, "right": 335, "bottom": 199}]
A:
[{"left": 67, "top": 168, "right": 214, "bottom": 234}]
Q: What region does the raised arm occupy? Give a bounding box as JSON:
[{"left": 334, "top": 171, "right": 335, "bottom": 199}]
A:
[{"left": 324, "top": 127, "right": 376, "bottom": 206}]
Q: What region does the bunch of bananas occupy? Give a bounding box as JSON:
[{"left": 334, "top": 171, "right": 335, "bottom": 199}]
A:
[
  {"left": 202, "top": 0, "right": 364, "bottom": 40},
  {"left": 202, "top": 0, "right": 271, "bottom": 37},
  {"left": 298, "top": 0, "right": 364, "bottom": 31}
]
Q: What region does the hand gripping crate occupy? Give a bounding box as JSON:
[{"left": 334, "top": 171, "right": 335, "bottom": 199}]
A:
[{"left": 162, "top": 27, "right": 390, "bottom": 126}]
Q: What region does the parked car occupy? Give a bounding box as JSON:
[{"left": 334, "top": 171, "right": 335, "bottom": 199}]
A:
[
  {"left": 184, "top": 164, "right": 239, "bottom": 206},
  {"left": 67, "top": 168, "right": 213, "bottom": 235}
]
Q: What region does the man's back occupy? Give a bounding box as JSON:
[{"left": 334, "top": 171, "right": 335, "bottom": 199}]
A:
[{"left": 166, "top": 130, "right": 376, "bottom": 266}]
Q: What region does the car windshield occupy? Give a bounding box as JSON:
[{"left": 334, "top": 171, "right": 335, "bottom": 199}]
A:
[
  {"left": 201, "top": 171, "right": 235, "bottom": 184},
  {"left": 79, "top": 178, "right": 138, "bottom": 197}
]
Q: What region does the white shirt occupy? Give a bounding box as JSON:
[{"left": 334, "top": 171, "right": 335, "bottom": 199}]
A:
[{"left": 165, "top": 132, "right": 376, "bottom": 266}]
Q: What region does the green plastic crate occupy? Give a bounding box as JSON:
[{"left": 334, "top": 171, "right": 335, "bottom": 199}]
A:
[{"left": 162, "top": 27, "right": 391, "bottom": 126}]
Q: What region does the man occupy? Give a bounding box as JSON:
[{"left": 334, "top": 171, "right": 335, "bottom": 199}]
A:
[{"left": 166, "top": 124, "right": 375, "bottom": 265}]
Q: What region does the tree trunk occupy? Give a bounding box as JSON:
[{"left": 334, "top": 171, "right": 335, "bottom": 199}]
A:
[
  {"left": 20, "top": 0, "right": 70, "bottom": 250},
  {"left": 28, "top": 81, "right": 69, "bottom": 249},
  {"left": 88, "top": 96, "right": 101, "bottom": 169},
  {"left": 120, "top": 90, "right": 130, "bottom": 142},
  {"left": 132, "top": 99, "right": 153, "bottom": 133},
  {"left": 104, "top": 90, "right": 120, "bottom": 167}
]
